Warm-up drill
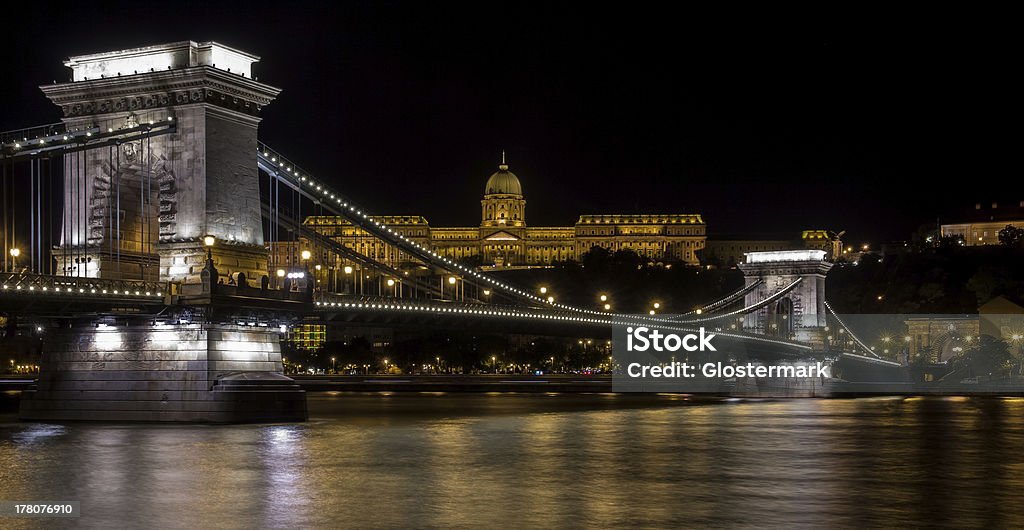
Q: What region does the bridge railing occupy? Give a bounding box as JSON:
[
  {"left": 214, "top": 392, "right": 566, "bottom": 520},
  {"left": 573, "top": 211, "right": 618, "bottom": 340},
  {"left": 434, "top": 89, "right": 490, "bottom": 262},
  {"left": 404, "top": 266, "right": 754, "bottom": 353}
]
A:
[
  {"left": 315, "top": 293, "right": 556, "bottom": 314},
  {"left": 0, "top": 122, "right": 67, "bottom": 145},
  {"left": 0, "top": 272, "right": 168, "bottom": 300}
]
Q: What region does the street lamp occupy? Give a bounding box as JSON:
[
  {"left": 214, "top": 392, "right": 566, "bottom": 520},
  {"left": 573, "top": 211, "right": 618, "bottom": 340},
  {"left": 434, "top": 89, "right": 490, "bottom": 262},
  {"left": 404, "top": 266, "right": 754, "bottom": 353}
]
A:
[
  {"left": 301, "top": 249, "right": 312, "bottom": 261},
  {"left": 1011, "top": 334, "right": 1024, "bottom": 375},
  {"left": 603, "top": 303, "right": 611, "bottom": 311},
  {"left": 599, "top": 293, "right": 607, "bottom": 302},
  {"left": 491, "top": 355, "right": 497, "bottom": 373},
  {"left": 344, "top": 265, "right": 353, "bottom": 274},
  {"left": 276, "top": 269, "right": 286, "bottom": 278},
  {"left": 202, "top": 235, "right": 216, "bottom": 263},
  {"left": 331, "top": 356, "right": 336, "bottom": 374},
  {"left": 547, "top": 296, "right": 554, "bottom": 304},
  {"left": 8, "top": 248, "right": 19, "bottom": 271},
  {"left": 653, "top": 302, "right": 661, "bottom": 310},
  {"left": 448, "top": 276, "right": 457, "bottom": 285},
  {"left": 482, "top": 289, "right": 490, "bottom": 296}
]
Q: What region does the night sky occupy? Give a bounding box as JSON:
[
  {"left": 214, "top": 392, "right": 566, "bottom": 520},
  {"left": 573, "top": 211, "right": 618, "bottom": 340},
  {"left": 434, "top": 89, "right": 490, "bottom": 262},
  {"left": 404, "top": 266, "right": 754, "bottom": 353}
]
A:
[{"left": 0, "top": 3, "right": 1012, "bottom": 243}]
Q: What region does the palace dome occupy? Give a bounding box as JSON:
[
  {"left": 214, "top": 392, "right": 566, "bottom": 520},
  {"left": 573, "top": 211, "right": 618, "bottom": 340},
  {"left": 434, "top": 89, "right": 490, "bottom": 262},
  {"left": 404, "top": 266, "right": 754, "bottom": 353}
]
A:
[{"left": 484, "top": 157, "right": 523, "bottom": 196}]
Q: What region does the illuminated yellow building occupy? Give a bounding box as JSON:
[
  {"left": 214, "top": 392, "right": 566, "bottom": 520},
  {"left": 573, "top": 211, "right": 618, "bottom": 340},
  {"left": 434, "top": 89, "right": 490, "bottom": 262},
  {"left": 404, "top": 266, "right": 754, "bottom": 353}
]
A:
[
  {"left": 303, "top": 156, "right": 706, "bottom": 267},
  {"left": 941, "top": 201, "right": 1024, "bottom": 246},
  {"left": 287, "top": 324, "right": 327, "bottom": 350}
]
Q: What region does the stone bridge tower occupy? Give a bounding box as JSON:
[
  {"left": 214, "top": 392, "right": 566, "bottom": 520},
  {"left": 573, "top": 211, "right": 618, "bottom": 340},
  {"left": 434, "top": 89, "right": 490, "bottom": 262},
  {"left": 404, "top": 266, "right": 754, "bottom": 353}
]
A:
[
  {"left": 737, "top": 250, "right": 833, "bottom": 348},
  {"left": 41, "top": 41, "right": 279, "bottom": 282}
]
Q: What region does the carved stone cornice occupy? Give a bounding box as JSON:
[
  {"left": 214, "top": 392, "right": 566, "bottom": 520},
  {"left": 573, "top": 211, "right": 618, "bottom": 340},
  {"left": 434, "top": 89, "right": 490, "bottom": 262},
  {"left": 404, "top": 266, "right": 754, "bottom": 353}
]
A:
[
  {"left": 738, "top": 260, "right": 834, "bottom": 277},
  {"left": 40, "top": 66, "right": 281, "bottom": 119}
]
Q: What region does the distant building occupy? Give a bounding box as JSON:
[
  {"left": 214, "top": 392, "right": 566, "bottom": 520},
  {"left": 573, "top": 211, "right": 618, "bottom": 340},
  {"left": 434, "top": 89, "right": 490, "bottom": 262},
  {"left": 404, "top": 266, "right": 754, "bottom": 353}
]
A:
[
  {"left": 979, "top": 295, "right": 1024, "bottom": 343},
  {"left": 303, "top": 156, "right": 707, "bottom": 267},
  {"left": 703, "top": 230, "right": 843, "bottom": 266},
  {"left": 941, "top": 201, "right": 1024, "bottom": 246},
  {"left": 905, "top": 316, "right": 980, "bottom": 363},
  {"left": 800, "top": 230, "right": 843, "bottom": 260},
  {"left": 702, "top": 239, "right": 790, "bottom": 266}
]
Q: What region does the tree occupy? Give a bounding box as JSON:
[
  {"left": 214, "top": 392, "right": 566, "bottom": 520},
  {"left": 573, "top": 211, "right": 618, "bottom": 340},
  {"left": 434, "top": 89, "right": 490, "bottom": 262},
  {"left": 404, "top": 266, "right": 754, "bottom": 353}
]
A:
[
  {"left": 967, "top": 265, "right": 1014, "bottom": 307},
  {"left": 998, "top": 224, "right": 1024, "bottom": 247},
  {"left": 949, "top": 335, "right": 1014, "bottom": 378}
]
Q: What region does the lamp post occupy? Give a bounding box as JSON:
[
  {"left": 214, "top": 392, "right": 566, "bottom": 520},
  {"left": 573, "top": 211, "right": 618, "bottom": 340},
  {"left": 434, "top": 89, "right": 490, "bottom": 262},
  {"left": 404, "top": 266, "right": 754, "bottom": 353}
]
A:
[
  {"left": 202, "top": 236, "right": 218, "bottom": 287},
  {"left": 331, "top": 356, "right": 336, "bottom": 374},
  {"left": 300, "top": 250, "right": 312, "bottom": 278},
  {"left": 445, "top": 275, "right": 460, "bottom": 301},
  {"left": 343, "top": 265, "right": 354, "bottom": 294},
  {"left": 8, "top": 248, "right": 19, "bottom": 272},
  {"left": 1013, "top": 334, "right": 1024, "bottom": 376},
  {"left": 203, "top": 235, "right": 215, "bottom": 261}
]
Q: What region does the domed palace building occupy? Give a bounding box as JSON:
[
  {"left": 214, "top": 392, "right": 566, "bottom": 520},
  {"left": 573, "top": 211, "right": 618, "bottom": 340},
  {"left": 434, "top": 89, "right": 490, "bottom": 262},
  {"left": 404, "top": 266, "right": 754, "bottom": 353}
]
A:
[{"left": 300, "top": 154, "right": 706, "bottom": 269}]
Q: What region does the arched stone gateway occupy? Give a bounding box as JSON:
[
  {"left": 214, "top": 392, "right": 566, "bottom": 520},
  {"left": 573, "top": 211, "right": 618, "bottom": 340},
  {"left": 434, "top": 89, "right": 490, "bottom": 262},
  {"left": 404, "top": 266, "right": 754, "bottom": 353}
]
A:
[
  {"left": 42, "top": 41, "right": 278, "bottom": 283},
  {"left": 737, "top": 250, "right": 833, "bottom": 348}
]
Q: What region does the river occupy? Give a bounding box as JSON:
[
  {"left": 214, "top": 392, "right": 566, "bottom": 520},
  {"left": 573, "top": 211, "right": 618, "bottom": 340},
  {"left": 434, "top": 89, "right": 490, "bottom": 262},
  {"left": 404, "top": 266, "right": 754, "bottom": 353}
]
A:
[{"left": 2, "top": 393, "right": 1023, "bottom": 528}]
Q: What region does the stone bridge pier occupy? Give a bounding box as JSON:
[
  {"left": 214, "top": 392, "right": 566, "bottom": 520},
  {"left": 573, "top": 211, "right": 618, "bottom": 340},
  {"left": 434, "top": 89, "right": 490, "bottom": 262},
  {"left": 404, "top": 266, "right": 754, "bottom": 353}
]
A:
[{"left": 20, "top": 41, "right": 306, "bottom": 423}]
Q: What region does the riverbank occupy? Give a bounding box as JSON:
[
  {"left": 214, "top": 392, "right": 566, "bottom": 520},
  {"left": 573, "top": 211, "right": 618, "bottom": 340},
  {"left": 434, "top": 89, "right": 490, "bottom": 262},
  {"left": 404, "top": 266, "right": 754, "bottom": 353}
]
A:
[{"left": 291, "top": 373, "right": 613, "bottom": 392}]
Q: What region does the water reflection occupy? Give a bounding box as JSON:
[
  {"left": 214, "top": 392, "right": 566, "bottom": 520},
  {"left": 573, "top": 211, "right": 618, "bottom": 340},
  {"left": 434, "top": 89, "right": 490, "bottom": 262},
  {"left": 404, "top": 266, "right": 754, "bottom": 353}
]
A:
[{"left": 1, "top": 394, "right": 1024, "bottom": 528}]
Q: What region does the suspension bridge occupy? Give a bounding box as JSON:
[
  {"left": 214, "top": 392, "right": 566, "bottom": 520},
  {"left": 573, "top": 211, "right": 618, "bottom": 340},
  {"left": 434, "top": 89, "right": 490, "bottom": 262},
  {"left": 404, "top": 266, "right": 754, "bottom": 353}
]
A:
[{"left": 0, "top": 41, "right": 901, "bottom": 422}]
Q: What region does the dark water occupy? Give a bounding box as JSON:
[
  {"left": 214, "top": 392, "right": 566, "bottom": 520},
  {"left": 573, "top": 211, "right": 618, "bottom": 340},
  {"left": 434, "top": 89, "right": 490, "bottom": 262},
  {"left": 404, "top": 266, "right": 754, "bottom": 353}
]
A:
[{"left": 2, "top": 393, "right": 1024, "bottom": 529}]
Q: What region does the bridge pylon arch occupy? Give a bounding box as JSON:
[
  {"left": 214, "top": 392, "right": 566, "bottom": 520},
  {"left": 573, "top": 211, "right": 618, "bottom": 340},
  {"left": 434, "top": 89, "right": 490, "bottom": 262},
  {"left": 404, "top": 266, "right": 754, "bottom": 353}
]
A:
[
  {"left": 42, "top": 41, "right": 280, "bottom": 283},
  {"left": 737, "top": 250, "right": 833, "bottom": 348}
]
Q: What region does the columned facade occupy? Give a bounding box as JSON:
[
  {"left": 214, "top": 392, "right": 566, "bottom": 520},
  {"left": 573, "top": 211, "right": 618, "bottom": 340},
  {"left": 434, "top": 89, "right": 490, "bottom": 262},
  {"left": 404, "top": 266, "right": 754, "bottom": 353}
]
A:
[{"left": 311, "top": 156, "right": 707, "bottom": 267}]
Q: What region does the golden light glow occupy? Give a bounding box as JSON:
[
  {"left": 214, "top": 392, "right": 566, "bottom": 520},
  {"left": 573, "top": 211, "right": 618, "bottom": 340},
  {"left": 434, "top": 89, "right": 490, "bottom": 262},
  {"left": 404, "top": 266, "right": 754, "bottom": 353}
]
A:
[
  {"left": 343, "top": 266, "right": 353, "bottom": 274},
  {"left": 539, "top": 286, "right": 548, "bottom": 294},
  {"left": 448, "top": 276, "right": 457, "bottom": 285},
  {"left": 9, "top": 248, "right": 19, "bottom": 257},
  {"left": 276, "top": 269, "right": 286, "bottom": 277},
  {"left": 300, "top": 250, "right": 312, "bottom": 261},
  {"left": 599, "top": 294, "right": 607, "bottom": 302},
  {"left": 604, "top": 303, "right": 611, "bottom": 310},
  {"left": 203, "top": 235, "right": 215, "bottom": 247},
  {"left": 387, "top": 279, "right": 395, "bottom": 286}
]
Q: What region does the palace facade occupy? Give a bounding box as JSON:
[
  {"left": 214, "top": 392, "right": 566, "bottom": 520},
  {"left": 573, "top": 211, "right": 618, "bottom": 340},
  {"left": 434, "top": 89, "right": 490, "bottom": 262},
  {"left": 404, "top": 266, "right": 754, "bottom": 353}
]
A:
[
  {"left": 303, "top": 157, "right": 707, "bottom": 268},
  {"left": 940, "top": 201, "right": 1024, "bottom": 246}
]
